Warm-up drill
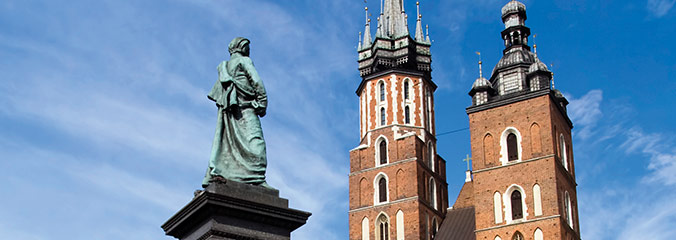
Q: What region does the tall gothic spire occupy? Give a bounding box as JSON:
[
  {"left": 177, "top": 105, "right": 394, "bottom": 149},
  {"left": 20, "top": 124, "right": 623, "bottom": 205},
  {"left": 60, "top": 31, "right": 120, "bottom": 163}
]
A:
[
  {"left": 379, "top": 0, "right": 408, "bottom": 38},
  {"left": 357, "top": 0, "right": 432, "bottom": 77}
]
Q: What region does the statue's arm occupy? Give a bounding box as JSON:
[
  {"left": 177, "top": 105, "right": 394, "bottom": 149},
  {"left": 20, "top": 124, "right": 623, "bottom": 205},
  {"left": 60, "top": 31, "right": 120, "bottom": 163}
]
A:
[
  {"left": 243, "top": 57, "right": 267, "bottom": 116},
  {"left": 217, "top": 61, "right": 232, "bottom": 83}
]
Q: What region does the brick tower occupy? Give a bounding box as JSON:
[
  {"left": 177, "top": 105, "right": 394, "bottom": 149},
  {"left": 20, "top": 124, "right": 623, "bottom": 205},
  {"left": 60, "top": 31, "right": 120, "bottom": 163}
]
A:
[
  {"left": 458, "top": 1, "right": 581, "bottom": 240},
  {"left": 349, "top": 1, "right": 449, "bottom": 240}
]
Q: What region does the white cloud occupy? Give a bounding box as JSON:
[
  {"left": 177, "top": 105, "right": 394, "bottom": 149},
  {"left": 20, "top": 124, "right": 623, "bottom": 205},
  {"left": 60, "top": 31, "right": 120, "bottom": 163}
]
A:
[
  {"left": 571, "top": 90, "right": 676, "bottom": 239},
  {"left": 567, "top": 89, "right": 603, "bottom": 140},
  {"left": 647, "top": 0, "right": 676, "bottom": 17},
  {"left": 1, "top": 0, "right": 357, "bottom": 239},
  {"left": 620, "top": 128, "right": 676, "bottom": 186}
]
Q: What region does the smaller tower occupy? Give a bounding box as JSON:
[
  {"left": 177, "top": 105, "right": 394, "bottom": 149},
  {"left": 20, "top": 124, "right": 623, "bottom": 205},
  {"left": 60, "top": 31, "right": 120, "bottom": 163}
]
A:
[{"left": 457, "top": 1, "right": 582, "bottom": 240}]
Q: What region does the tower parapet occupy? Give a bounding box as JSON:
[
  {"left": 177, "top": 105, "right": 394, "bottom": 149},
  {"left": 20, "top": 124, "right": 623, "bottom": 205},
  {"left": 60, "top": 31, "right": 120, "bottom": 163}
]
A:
[{"left": 357, "top": 1, "right": 431, "bottom": 80}]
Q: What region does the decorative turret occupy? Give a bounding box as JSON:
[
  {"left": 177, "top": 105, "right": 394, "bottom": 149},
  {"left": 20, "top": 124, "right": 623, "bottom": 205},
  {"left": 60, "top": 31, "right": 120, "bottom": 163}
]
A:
[
  {"left": 414, "top": 2, "right": 424, "bottom": 41},
  {"left": 469, "top": 58, "right": 495, "bottom": 105},
  {"left": 527, "top": 44, "right": 552, "bottom": 91},
  {"left": 361, "top": 7, "right": 373, "bottom": 50}
]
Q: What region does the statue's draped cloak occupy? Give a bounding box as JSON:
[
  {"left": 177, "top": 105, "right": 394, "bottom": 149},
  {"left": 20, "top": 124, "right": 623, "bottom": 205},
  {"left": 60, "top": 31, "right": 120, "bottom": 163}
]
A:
[{"left": 203, "top": 56, "right": 268, "bottom": 187}]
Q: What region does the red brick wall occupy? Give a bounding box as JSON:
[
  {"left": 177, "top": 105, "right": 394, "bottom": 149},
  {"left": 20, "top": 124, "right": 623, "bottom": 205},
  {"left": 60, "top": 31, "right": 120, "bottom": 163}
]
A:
[
  {"left": 350, "top": 72, "right": 446, "bottom": 240},
  {"left": 466, "top": 94, "right": 580, "bottom": 240}
]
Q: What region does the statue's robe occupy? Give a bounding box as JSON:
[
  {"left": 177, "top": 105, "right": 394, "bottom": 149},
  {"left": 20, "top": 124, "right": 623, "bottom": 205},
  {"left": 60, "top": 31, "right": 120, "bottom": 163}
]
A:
[{"left": 203, "top": 56, "right": 268, "bottom": 187}]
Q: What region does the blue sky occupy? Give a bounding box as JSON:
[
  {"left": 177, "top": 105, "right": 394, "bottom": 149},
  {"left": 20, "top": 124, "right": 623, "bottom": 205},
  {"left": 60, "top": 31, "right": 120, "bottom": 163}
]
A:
[{"left": 0, "top": 0, "right": 674, "bottom": 239}]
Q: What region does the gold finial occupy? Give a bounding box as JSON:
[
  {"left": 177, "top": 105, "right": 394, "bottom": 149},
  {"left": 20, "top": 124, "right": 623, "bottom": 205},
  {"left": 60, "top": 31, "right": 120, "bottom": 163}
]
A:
[
  {"left": 476, "top": 51, "right": 483, "bottom": 78},
  {"left": 533, "top": 34, "right": 538, "bottom": 54},
  {"left": 365, "top": 7, "right": 368, "bottom": 11},
  {"left": 417, "top": 1, "right": 420, "bottom": 5}
]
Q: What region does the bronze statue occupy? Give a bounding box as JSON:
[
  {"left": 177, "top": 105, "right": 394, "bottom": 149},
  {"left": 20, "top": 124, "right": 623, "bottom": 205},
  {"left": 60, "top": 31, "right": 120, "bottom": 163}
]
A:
[{"left": 203, "top": 37, "right": 271, "bottom": 189}]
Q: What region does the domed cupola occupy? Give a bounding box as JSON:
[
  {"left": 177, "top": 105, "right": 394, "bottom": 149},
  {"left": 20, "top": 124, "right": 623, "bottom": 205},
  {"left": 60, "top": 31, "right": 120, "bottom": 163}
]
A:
[
  {"left": 527, "top": 55, "right": 552, "bottom": 91},
  {"left": 469, "top": 60, "right": 496, "bottom": 106},
  {"left": 502, "top": 0, "right": 527, "bottom": 28},
  {"left": 488, "top": 0, "right": 533, "bottom": 97}
]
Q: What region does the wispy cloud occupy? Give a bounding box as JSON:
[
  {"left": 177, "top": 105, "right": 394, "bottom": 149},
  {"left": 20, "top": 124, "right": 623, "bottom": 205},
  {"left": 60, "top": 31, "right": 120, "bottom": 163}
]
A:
[
  {"left": 567, "top": 90, "right": 603, "bottom": 140},
  {"left": 621, "top": 128, "right": 676, "bottom": 186},
  {"left": 570, "top": 90, "right": 676, "bottom": 239},
  {"left": 1, "top": 0, "right": 357, "bottom": 239},
  {"left": 647, "top": 0, "right": 676, "bottom": 17}
]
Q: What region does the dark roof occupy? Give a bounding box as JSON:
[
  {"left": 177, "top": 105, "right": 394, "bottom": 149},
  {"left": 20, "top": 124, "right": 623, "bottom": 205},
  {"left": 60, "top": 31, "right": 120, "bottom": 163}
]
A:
[{"left": 434, "top": 207, "right": 476, "bottom": 240}]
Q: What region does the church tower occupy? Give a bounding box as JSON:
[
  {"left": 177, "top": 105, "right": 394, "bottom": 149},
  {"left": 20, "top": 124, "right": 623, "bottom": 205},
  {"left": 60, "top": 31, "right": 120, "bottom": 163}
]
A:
[
  {"left": 349, "top": 1, "right": 449, "bottom": 239},
  {"left": 461, "top": 1, "right": 581, "bottom": 239}
]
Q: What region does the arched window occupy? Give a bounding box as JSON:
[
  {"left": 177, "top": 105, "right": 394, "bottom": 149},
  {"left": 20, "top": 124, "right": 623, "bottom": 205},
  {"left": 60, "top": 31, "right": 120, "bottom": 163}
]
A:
[
  {"left": 376, "top": 214, "right": 390, "bottom": 240},
  {"left": 500, "top": 128, "right": 522, "bottom": 164},
  {"left": 379, "top": 177, "right": 387, "bottom": 203},
  {"left": 511, "top": 190, "right": 523, "bottom": 220},
  {"left": 534, "top": 228, "right": 543, "bottom": 240},
  {"left": 483, "top": 134, "right": 494, "bottom": 166},
  {"left": 507, "top": 133, "right": 518, "bottom": 161},
  {"left": 429, "top": 178, "right": 437, "bottom": 210},
  {"left": 379, "top": 140, "right": 388, "bottom": 165},
  {"left": 380, "top": 107, "right": 386, "bottom": 126},
  {"left": 533, "top": 184, "right": 542, "bottom": 216},
  {"left": 565, "top": 191, "right": 573, "bottom": 227},
  {"left": 379, "top": 82, "right": 385, "bottom": 102},
  {"left": 431, "top": 218, "right": 438, "bottom": 239},
  {"left": 362, "top": 217, "right": 370, "bottom": 240},
  {"left": 359, "top": 178, "right": 369, "bottom": 206},
  {"left": 530, "top": 123, "right": 542, "bottom": 154},
  {"left": 560, "top": 135, "right": 568, "bottom": 170},
  {"left": 404, "top": 106, "right": 410, "bottom": 124},
  {"left": 512, "top": 231, "right": 524, "bottom": 240},
  {"left": 396, "top": 210, "right": 404, "bottom": 240},
  {"left": 404, "top": 81, "right": 410, "bottom": 100},
  {"left": 495, "top": 236, "right": 502, "bottom": 240},
  {"left": 428, "top": 143, "right": 435, "bottom": 171},
  {"left": 493, "top": 191, "right": 503, "bottom": 223}
]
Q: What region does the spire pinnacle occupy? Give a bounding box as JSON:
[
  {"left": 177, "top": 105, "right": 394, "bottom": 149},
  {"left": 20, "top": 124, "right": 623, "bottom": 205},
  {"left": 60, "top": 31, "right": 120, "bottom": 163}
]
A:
[
  {"left": 362, "top": 6, "right": 373, "bottom": 49},
  {"left": 378, "top": 0, "right": 407, "bottom": 38},
  {"left": 358, "top": 32, "right": 362, "bottom": 49},
  {"left": 533, "top": 34, "right": 538, "bottom": 55},
  {"left": 476, "top": 51, "right": 483, "bottom": 78},
  {"left": 425, "top": 24, "right": 430, "bottom": 43},
  {"left": 550, "top": 64, "right": 555, "bottom": 89},
  {"left": 414, "top": 1, "right": 425, "bottom": 41}
]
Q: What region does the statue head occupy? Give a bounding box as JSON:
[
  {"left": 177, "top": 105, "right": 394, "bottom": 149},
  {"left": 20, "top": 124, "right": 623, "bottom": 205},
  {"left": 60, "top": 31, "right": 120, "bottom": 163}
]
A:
[{"left": 228, "top": 37, "right": 250, "bottom": 56}]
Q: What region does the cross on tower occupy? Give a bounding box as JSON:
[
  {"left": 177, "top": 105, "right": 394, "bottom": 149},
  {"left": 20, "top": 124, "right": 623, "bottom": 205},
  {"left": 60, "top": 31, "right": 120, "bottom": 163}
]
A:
[{"left": 463, "top": 154, "right": 472, "bottom": 171}]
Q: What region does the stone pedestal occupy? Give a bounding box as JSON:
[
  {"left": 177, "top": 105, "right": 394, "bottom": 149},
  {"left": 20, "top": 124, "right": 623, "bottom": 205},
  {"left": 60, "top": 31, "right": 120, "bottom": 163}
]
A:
[{"left": 161, "top": 181, "right": 311, "bottom": 240}]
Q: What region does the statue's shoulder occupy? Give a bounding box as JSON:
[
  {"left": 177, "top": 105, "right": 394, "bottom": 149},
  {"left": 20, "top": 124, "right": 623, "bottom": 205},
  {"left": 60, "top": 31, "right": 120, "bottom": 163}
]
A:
[{"left": 235, "top": 56, "right": 253, "bottom": 65}]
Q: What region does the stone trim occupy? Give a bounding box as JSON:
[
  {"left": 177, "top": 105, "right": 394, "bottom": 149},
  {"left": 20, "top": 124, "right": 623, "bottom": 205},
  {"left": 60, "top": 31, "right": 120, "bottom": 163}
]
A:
[
  {"left": 197, "top": 230, "right": 259, "bottom": 240},
  {"left": 349, "top": 196, "right": 419, "bottom": 213},
  {"left": 475, "top": 215, "right": 560, "bottom": 233},
  {"left": 349, "top": 158, "right": 417, "bottom": 177},
  {"left": 473, "top": 154, "right": 555, "bottom": 173},
  {"left": 465, "top": 89, "right": 573, "bottom": 128}
]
